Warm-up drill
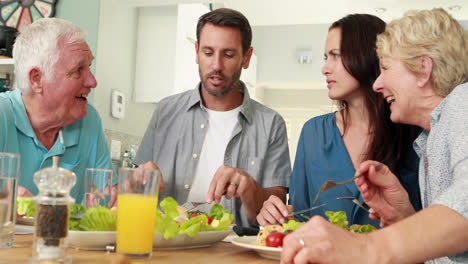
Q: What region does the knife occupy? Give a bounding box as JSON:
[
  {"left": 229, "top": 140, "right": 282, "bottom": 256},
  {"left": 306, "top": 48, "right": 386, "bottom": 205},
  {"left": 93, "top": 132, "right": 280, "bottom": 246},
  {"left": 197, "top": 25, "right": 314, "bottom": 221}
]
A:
[{"left": 286, "top": 203, "right": 326, "bottom": 217}]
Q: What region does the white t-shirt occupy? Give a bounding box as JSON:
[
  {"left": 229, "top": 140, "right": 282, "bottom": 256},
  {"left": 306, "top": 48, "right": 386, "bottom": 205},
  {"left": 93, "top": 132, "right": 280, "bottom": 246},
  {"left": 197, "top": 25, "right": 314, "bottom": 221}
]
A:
[{"left": 187, "top": 106, "right": 241, "bottom": 204}]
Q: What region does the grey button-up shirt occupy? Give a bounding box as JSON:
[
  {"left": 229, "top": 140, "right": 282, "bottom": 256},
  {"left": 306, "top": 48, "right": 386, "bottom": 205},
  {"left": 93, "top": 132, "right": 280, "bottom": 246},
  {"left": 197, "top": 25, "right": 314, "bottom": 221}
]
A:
[
  {"left": 413, "top": 82, "right": 468, "bottom": 263},
  {"left": 135, "top": 82, "right": 291, "bottom": 226}
]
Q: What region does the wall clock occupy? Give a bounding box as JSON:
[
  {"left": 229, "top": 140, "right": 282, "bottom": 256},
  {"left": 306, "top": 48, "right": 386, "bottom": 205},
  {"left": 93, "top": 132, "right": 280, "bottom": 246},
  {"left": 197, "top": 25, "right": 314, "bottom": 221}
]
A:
[{"left": 0, "top": 0, "right": 57, "bottom": 31}]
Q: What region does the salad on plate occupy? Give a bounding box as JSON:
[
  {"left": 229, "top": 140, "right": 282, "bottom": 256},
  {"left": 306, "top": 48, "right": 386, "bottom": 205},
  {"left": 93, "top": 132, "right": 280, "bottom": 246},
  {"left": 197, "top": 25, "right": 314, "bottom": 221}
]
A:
[
  {"left": 16, "top": 196, "right": 234, "bottom": 250},
  {"left": 232, "top": 210, "right": 377, "bottom": 260},
  {"left": 256, "top": 211, "right": 376, "bottom": 248}
]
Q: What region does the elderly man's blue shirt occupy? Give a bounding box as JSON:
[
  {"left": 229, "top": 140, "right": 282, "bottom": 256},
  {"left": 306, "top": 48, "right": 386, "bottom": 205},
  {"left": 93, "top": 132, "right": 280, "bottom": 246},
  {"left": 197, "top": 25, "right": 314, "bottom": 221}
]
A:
[{"left": 0, "top": 89, "right": 113, "bottom": 203}]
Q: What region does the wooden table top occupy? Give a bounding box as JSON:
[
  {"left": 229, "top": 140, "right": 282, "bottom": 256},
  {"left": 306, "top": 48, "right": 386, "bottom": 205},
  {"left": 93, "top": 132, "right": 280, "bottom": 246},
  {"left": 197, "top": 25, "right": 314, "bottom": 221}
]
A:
[{"left": 0, "top": 234, "right": 279, "bottom": 264}]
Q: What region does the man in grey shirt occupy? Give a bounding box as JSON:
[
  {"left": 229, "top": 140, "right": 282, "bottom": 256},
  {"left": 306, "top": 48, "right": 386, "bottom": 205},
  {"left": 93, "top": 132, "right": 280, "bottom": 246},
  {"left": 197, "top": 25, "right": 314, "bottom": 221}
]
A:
[{"left": 134, "top": 8, "right": 291, "bottom": 227}]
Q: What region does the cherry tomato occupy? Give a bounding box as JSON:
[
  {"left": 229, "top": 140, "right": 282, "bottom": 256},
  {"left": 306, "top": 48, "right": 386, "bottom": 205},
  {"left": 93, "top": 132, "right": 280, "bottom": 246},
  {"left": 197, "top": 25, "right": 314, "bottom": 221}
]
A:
[
  {"left": 265, "top": 232, "right": 285, "bottom": 248},
  {"left": 191, "top": 212, "right": 199, "bottom": 218},
  {"left": 207, "top": 215, "right": 213, "bottom": 225}
]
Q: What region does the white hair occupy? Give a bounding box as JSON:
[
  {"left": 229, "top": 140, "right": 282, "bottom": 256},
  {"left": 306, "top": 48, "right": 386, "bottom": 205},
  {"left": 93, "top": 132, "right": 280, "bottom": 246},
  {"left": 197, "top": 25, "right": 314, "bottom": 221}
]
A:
[{"left": 13, "top": 18, "right": 88, "bottom": 93}]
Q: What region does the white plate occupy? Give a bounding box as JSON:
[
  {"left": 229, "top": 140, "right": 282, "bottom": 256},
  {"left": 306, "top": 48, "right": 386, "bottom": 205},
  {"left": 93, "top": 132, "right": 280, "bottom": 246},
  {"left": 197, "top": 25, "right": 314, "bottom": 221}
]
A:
[
  {"left": 231, "top": 236, "right": 282, "bottom": 260},
  {"left": 14, "top": 224, "right": 34, "bottom": 234},
  {"left": 16, "top": 217, "right": 34, "bottom": 226},
  {"left": 66, "top": 230, "right": 232, "bottom": 251},
  {"left": 67, "top": 231, "right": 116, "bottom": 250},
  {"left": 153, "top": 230, "right": 232, "bottom": 250}
]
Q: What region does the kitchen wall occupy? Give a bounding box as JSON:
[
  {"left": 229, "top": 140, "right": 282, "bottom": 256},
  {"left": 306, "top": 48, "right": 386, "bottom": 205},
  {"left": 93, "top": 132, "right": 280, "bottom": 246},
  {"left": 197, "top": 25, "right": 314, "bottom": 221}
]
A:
[
  {"left": 461, "top": 20, "right": 468, "bottom": 28},
  {"left": 55, "top": 0, "right": 100, "bottom": 104},
  {"left": 92, "top": 0, "right": 157, "bottom": 162},
  {"left": 251, "top": 24, "right": 335, "bottom": 163},
  {"left": 252, "top": 24, "right": 328, "bottom": 84},
  {"left": 93, "top": 0, "right": 157, "bottom": 138}
]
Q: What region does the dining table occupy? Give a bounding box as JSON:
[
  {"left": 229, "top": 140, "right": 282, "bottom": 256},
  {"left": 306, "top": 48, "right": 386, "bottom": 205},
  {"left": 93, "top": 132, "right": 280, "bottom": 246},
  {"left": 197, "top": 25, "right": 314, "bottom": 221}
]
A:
[{"left": 0, "top": 234, "right": 279, "bottom": 264}]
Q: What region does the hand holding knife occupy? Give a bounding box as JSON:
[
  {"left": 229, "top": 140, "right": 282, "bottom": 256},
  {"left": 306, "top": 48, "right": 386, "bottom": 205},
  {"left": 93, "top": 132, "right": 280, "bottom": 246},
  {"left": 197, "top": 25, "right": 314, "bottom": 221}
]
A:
[{"left": 286, "top": 203, "right": 326, "bottom": 217}]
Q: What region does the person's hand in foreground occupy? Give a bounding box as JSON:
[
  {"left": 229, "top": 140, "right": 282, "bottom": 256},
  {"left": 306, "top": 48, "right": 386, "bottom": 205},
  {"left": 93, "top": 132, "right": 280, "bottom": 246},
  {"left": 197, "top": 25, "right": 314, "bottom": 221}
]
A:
[
  {"left": 355, "top": 161, "right": 415, "bottom": 227},
  {"left": 281, "top": 215, "right": 372, "bottom": 264}
]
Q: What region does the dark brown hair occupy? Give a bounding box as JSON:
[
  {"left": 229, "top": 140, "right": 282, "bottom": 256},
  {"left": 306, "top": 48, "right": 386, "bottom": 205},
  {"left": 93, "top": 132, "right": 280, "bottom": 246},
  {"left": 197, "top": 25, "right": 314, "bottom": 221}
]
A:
[
  {"left": 331, "top": 14, "right": 419, "bottom": 172},
  {"left": 196, "top": 8, "right": 252, "bottom": 55}
]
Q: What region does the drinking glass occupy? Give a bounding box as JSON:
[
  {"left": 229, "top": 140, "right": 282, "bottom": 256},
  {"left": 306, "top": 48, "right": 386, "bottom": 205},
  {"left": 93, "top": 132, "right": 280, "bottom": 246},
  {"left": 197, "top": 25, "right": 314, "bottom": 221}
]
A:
[
  {"left": 116, "top": 168, "right": 160, "bottom": 258},
  {"left": 0, "top": 152, "right": 20, "bottom": 248},
  {"left": 84, "top": 168, "right": 113, "bottom": 208}
]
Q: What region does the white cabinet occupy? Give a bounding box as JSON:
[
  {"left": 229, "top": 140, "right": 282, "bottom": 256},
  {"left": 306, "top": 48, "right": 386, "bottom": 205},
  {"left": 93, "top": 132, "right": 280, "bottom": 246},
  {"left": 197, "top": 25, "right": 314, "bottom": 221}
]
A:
[
  {"left": 134, "top": 4, "right": 210, "bottom": 103},
  {"left": 133, "top": 5, "right": 178, "bottom": 103},
  {"left": 173, "top": 4, "right": 210, "bottom": 96},
  {"left": 241, "top": 53, "right": 257, "bottom": 100},
  {"left": 0, "top": 58, "right": 14, "bottom": 91},
  {"left": 0, "top": 58, "right": 14, "bottom": 73}
]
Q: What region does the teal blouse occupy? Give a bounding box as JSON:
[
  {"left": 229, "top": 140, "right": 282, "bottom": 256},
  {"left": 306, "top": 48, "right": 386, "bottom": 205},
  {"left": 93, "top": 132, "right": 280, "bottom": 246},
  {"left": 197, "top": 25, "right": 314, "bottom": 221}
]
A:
[{"left": 289, "top": 113, "right": 421, "bottom": 227}]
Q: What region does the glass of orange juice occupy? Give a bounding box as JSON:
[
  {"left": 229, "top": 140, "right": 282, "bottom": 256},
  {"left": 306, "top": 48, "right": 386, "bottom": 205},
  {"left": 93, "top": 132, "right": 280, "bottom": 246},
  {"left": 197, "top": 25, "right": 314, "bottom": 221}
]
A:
[{"left": 116, "top": 168, "right": 160, "bottom": 258}]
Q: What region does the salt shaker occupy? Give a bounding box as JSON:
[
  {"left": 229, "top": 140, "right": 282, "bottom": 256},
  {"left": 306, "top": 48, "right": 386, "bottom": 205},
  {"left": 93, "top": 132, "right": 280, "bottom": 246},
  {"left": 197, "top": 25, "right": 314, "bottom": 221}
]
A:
[{"left": 31, "top": 156, "right": 76, "bottom": 264}]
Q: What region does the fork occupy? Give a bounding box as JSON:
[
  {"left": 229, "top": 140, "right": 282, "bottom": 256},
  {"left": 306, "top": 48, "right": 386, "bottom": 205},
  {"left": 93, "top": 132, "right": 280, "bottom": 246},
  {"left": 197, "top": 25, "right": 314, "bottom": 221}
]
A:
[
  {"left": 312, "top": 163, "right": 383, "bottom": 204},
  {"left": 180, "top": 201, "right": 207, "bottom": 211},
  {"left": 336, "top": 196, "right": 381, "bottom": 219},
  {"left": 300, "top": 197, "right": 381, "bottom": 220},
  {"left": 181, "top": 191, "right": 228, "bottom": 211},
  {"left": 286, "top": 203, "right": 326, "bottom": 217}
]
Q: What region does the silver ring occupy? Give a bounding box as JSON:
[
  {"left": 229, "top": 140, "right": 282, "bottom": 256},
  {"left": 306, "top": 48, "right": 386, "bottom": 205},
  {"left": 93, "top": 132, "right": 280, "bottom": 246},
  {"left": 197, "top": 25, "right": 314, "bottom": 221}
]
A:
[
  {"left": 229, "top": 182, "right": 239, "bottom": 188},
  {"left": 299, "top": 238, "right": 305, "bottom": 246}
]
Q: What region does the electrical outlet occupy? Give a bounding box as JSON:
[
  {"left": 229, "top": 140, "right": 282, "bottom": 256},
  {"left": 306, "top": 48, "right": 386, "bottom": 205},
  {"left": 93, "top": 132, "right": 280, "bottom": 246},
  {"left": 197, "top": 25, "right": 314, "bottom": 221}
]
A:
[{"left": 110, "top": 140, "right": 121, "bottom": 160}]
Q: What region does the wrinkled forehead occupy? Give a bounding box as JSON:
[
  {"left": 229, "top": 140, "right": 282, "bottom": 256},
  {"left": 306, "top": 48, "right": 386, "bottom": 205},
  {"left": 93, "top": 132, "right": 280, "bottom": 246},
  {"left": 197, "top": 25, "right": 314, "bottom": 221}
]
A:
[{"left": 57, "top": 35, "right": 94, "bottom": 60}]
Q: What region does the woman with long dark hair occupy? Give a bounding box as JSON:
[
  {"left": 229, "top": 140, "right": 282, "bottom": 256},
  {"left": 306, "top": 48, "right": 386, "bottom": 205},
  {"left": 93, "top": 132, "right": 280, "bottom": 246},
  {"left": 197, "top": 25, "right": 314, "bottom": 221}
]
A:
[{"left": 256, "top": 14, "right": 421, "bottom": 227}]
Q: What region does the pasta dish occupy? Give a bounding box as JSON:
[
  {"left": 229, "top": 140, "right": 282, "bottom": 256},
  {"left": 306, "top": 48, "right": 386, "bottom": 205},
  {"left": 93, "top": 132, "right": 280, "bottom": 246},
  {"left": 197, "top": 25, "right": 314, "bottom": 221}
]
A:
[{"left": 255, "top": 225, "right": 286, "bottom": 246}]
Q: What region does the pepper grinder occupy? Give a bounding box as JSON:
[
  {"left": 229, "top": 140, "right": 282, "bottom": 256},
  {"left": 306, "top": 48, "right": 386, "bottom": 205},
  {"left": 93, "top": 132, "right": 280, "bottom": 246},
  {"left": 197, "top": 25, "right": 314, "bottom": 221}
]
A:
[{"left": 31, "top": 156, "right": 76, "bottom": 264}]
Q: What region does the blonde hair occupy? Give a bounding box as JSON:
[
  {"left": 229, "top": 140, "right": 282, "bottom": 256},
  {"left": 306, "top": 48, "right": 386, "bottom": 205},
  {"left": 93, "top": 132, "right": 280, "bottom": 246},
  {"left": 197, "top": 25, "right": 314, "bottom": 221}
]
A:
[{"left": 376, "top": 8, "right": 468, "bottom": 96}]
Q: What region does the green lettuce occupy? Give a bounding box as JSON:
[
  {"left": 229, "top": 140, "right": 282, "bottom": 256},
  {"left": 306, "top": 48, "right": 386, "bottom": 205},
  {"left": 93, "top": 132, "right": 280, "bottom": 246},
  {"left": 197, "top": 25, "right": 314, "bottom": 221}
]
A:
[
  {"left": 282, "top": 219, "right": 305, "bottom": 231},
  {"left": 325, "top": 211, "right": 348, "bottom": 228},
  {"left": 213, "top": 211, "right": 234, "bottom": 231},
  {"left": 160, "top": 197, "right": 179, "bottom": 219},
  {"left": 209, "top": 203, "right": 227, "bottom": 219},
  {"left": 154, "top": 197, "right": 234, "bottom": 239},
  {"left": 349, "top": 224, "right": 376, "bottom": 234},
  {"left": 79, "top": 206, "right": 116, "bottom": 231},
  {"left": 179, "top": 214, "right": 207, "bottom": 237},
  {"left": 16, "top": 198, "right": 118, "bottom": 232},
  {"left": 69, "top": 218, "right": 84, "bottom": 231},
  {"left": 207, "top": 203, "right": 234, "bottom": 231},
  {"left": 70, "top": 203, "right": 87, "bottom": 217},
  {"left": 325, "top": 211, "right": 376, "bottom": 234},
  {"left": 155, "top": 208, "right": 179, "bottom": 239},
  {"left": 69, "top": 204, "right": 87, "bottom": 231},
  {"left": 16, "top": 197, "right": 36, "bottom": 217}
]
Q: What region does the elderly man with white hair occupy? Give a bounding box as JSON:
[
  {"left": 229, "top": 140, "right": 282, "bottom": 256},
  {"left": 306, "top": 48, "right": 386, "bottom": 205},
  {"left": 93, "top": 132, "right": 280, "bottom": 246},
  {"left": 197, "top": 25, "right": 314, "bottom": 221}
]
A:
[{"left": 0, "top": 18, "right": 114, "bottom": 205}]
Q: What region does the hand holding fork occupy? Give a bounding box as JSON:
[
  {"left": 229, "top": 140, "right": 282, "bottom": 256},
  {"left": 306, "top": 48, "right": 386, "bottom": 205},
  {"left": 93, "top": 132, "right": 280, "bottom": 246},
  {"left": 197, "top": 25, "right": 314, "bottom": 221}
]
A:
[{"left": 313, "top": 163, "right": 384, "bottom": 204}]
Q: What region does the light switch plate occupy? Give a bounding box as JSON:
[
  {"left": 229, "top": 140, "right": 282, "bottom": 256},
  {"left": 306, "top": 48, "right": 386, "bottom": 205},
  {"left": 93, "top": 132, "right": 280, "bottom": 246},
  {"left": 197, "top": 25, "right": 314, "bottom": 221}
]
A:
[
  {"left": 111, "top": 90, "right": 125, "bottom": 119},
  {"left": 110, "top": 140, "right": 121, "bottom": 160}
]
